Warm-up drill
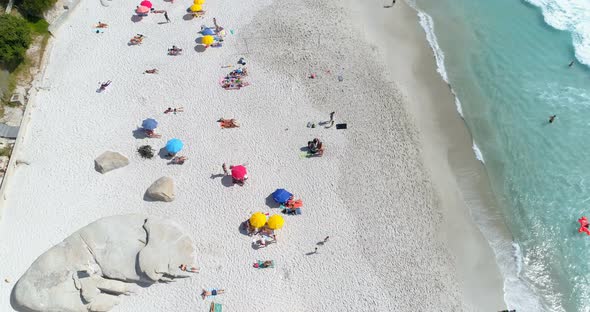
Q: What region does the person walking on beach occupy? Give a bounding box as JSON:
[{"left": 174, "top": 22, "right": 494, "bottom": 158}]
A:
[
  {"left": 213, "top": 17, "right": 221, "bottom": 33},
  {"left": 549, "top": 115, "right": 556, "bottom": 123},
  {"left": 164, "top": 11, "right": 170, "bottom": 23},
  {"left": 317, "top": 236, "right": 330, "bottom": 245},
  {"left": 222, "top": 163, "right": 228, "bottom": 175}
]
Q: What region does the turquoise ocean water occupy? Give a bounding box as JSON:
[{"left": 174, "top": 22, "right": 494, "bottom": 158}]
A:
[{"left": 410, "top": 0, "right": 590, "bottom": 311}]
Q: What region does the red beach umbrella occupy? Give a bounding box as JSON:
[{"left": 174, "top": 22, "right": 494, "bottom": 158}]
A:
[
  {"left": 140, "top": 0, "right": 152, "bottom": 8},
  {"left": 231, "top": 165, "right": 247, "bottom": 180},
  {"left": 136, "top": 5, "right": 149, "bottom": 14}
]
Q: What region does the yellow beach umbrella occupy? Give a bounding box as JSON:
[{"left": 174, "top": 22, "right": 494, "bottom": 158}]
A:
[
  {"left": 190, "top": 4, "right": 202, "bottom": 12},
  {"left": 202, "top": 35, "right": 215, "bottom": 46},
  {"left": 193, "top": 0, "right": 205, "bottom": 4},
  {"left": 249, "top": 212, "right": 267, "bottom": 228},
  {"left": 267, "top": 214, "right": 285, "bottom": 230}
]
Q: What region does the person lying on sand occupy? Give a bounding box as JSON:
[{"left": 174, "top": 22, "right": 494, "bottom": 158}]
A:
[
  {"left": 144, "top": 68, "right": 158, "bottom": 74},
  {"left": 164, "top": 107, "right": 184, "bottom": 114},
  {"left": 168, "top": 45, "right": 182, "bottom": 55},
  {"left": 95, "top": 22, "right": 108, "bottom": 28},
  {"left": 217, "top": 118, "right": 239, "bottom": 128},
  {"left": 201, "top": 289, "right": 224, "bottom": 300},
  {"left": 145, "top": 129, "right": 161, "bottom": 138},
  {"left": 179, "top": 264, "right": 199, "bottom": 272},
  {"left": 253, "top": 260, "right": 273, "bottom": 268},
  {"left": 170, "top": 156, "right": 187, "bottom": 165}
]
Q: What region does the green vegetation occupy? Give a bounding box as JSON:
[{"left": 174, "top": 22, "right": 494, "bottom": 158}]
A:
[
  {"left": 27, "top": 17, "right": 49, "bottom": 35},
  {"left": 0, "top": 145, "right": 13, "bottom": 157},
  {"left": 0, "top": 15, "right": 32, "bottom": 69},
  {"left": 20, "top": 0, "right": 57, "bottom": 17}
]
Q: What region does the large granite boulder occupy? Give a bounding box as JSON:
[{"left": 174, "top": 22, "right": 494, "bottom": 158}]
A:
[
  {"left": 145, "top": 177, "right": 175, "bottom": 202},
  {"left": 94, "top": 151, "right": 129, "bottom": 174},
  {"left": 12, "top": 215, "right": 196, "bottom": 312}
]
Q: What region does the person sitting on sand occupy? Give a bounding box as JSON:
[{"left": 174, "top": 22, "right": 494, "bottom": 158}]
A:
[
  {"left": 308, "top": 138, "right": 324, "bottom": 156},
  {"left": 201, "top": 289, "right": 224, "bottom": 300},
  {"left": 179, "top": 264, "right": 199, "bottom": 273}
]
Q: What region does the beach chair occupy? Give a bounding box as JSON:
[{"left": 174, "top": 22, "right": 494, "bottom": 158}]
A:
[{"left": 210, "top": 302, "right": 222, "bottom": 312}]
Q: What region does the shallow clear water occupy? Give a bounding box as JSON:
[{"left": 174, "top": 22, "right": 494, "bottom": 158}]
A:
[{"left": 412, "top": 0, "right": 590, "bottom": 311}]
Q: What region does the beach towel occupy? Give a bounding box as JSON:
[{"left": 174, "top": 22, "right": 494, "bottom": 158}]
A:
[
  {"left": 210, "top": 302, "right": 222, "bottom": 312},
  {"left": 253, "top": 260, "right": 275, "bottom": 269}
]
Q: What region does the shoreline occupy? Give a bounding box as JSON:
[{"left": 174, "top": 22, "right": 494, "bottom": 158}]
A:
[{"left": 349, "top": 0, "right": 511, "bottom": 309}]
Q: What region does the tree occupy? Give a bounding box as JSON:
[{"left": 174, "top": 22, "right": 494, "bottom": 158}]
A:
[
  {"left": 0, "top": 15, "right": 32, "bottom": 68},
  {"left": 21, "top": 0, "right": 57, "bottom": 17}
]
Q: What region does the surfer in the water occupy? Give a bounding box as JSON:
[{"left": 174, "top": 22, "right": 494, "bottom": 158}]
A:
[{"left": 549, "top": 115, "right": 556, "bottom": 123}]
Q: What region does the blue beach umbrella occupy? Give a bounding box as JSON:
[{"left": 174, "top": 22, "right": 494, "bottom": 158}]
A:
[
  {"left": 202, "top": 28, "right": 215, "bottom": 35},
  {"left": 165, "top": 138, "right": 184, "bottom": 153},
  {"left": 142, "top": 118, "right": 158, "bottom": 130},
  {"left": 272, "top": 188, "right": 292, "bottom": 204}
]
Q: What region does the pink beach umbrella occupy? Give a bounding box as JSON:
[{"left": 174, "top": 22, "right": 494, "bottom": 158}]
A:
[
  {"left": 140, "top": 0, "right": 152, "bottom": 8},
  {"left": 136, "top": 5, "right": 149, "bottom": 14},
  {"left": 231, "top": 165, "right": 247, "bottom": 180}
]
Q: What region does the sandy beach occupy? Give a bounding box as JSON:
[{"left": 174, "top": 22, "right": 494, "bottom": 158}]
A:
[{"left": 0, "top": 0, "right": 506, "bottom": 311}]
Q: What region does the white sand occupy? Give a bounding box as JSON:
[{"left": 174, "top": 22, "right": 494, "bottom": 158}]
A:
[{"left": 0, "top": 0, "right": 506, "bottom": 311}]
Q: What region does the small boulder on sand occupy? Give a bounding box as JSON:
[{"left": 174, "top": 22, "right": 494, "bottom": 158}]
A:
[
  {"left": 95, "top": 151, "right": 129, "bottom": 174},
  {"left": 146, "top": 177, "right": 175, "bottom": 202}
]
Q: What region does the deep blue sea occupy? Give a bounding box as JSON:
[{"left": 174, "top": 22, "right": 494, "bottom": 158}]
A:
[{"left": 410, "top": 0, "right": 590, "bottom": 311}]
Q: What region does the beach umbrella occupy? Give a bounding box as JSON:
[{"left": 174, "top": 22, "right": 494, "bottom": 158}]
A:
[
  {"left": 267, "top": 215, "right": 285, "bottom": 230},
  {"left": 272, "top": 188, "right": 292, "bottom": 204},
  {"left": 190, "top": 4, "right": 202, "bottom": 12},
  {"left": 142, "top": 118, "right": 158, "bottom": 130},
  {"left": 249, "top": 212, "right": 267, "bottom": 228},
  {"left": 202, "top": 35, "right": 215, "bottom": 46},
  {"left": 165, "top": 138, "right": 184, "bottom": 153},
  {"left": 136, "top": 5, "right": 149, "bottom": 14},
  {"left": 202, "top": 28, "right": 215, "bottom": 35},
  {"left": 194, "top": 0, "right": 205, "bottom": 4},
  {"left": 231, "top": 165, "right": 247, "bottom": 180},
  {"left": 140, "top": 0, "right": 152, "bottom": 8}
]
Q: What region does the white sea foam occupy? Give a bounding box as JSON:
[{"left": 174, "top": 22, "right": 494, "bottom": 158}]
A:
[
  {"left": 524, "top": 0, "right": 590, "bottom": 66},
  {"left": 415, "top": 10, "right": 466, "bottom": 119},
  {"left": 472, "top": 141, "right": 485, "bottom": 163},
  {"left": 417, "top": 12, "right": 448, "bottom": 83},
  {"left": 512, "top": 242, "right": 523, "bottom": 276},
  {"left": 453, "top": 92, "right": 464, "bottom": 118}
]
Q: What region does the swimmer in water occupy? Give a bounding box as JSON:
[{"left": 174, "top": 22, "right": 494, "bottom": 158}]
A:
[
  {"left": 549, "top": 115, "right": 556, "bottom": 123},
  {"left": 569, "top": 60, "right": 575, "bottom": 67}
]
